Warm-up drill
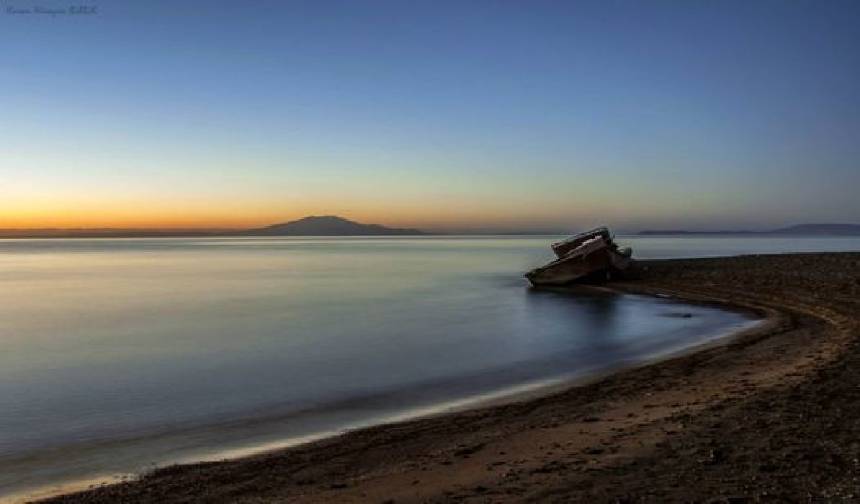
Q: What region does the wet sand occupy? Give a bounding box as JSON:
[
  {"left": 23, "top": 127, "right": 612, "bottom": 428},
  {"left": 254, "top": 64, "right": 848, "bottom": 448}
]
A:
[{"left": 42, "top": 253, "right": 860, "bottom": 502}]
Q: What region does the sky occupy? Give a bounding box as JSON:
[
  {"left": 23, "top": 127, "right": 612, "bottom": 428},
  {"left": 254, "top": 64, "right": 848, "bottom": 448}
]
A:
[{"left": 2, "top": 0, "right": 859, "bottom": 232}]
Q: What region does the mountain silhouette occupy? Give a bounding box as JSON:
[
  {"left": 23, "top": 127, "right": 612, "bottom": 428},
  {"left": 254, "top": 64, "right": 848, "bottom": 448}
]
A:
[
  {"left": 245, "top": 216, "right": 425, "bottom": 236},
  {"left": 639, "top": 223, "right": 860, "bottom": 236}
]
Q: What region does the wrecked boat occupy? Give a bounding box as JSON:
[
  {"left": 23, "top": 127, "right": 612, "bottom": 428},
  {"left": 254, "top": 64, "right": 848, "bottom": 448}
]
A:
[
  {"left": 550, "top": 226, "right": 612, "bottom": 258},
  {"left": 525, "top": 227, "right": 632, "bottom": 286}
]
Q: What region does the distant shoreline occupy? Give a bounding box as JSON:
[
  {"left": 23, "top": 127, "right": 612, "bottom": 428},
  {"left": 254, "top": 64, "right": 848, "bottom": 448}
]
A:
[
  {"left": 3, "top": 220, "right": 858, "bottom": 239},
  {"left": 639, "top": 223, "right": 860, "bottom": 236},
  {"left": 3, "top": 232, "right": 860, "bottom": 239},
  {"left": 0, "top": 232, "right": 567, "bottom": 239}
]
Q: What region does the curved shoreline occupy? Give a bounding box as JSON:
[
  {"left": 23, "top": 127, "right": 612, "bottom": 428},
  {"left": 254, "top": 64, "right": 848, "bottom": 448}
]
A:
[
  {"left": 39, "top": 253, "right": 860, "bottom": 502},
  {"left": 7, "top": 295, "right": 756, "bottom": 504}
]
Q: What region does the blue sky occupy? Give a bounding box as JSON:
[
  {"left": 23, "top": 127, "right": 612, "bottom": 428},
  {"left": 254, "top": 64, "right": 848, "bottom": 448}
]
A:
[{"left": 2, "top": 0, "right": 859, "bottom": 231}]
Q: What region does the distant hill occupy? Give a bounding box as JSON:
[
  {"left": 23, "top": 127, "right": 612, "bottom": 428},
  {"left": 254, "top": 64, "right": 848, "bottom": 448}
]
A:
[
  {"left": 244, "top": 216, "right": 426, "bottom": 236},
  {"left": 637, "top": 230, "right": 727, "bottom": 236},
  {"left": 770, "top": 224, "right": 860, "bottom": 235},
  {"left": 639, "top": 223, "right": 860, "bottom": 236}
]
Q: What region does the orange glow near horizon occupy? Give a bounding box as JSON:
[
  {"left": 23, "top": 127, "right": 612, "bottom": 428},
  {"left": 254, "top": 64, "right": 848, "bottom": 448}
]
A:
[
  {"left": 0, "top": 208, "right": 551, "bottom": 231},
  {"left": 0, "top": 197, "right": 595, "bottom": 231},
  {"left": 0, "top": 173, "right": 755, "bottom": 232},
  {"left": 0, "top": 202, "right": 266, "bottom": 230}
]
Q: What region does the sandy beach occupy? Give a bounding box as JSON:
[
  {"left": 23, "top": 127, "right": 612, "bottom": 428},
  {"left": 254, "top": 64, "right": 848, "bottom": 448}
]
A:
[{"left": 42, "top": 252, "right": 860, "bottom": 502}]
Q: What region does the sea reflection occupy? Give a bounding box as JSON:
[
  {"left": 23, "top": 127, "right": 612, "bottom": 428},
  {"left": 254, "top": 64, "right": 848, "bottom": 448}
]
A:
[{"left": 0, "top": 236, "right": 761, "bottom": 498}]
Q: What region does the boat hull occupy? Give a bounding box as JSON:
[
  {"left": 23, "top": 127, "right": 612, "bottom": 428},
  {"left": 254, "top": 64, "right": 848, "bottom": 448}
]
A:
[
  {"left": 526, "top": 228, "right": 633, "bottom": 286},
  {"left": 525, "top": 248, "right": 612, "bottom": 286}
]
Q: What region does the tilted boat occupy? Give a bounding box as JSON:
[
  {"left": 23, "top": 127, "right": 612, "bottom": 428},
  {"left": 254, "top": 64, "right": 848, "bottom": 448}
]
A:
[
  {"left": 525, "top": 227, "right": 633, "bottom": 286},
  {"left": 550, "top": 226, "right": 612, "bottom": 258}
]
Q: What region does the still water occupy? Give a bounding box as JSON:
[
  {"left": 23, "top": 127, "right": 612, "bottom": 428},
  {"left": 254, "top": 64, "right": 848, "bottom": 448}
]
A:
[{"left": 1, "top": 235, "right": 856, "bottom": 498}]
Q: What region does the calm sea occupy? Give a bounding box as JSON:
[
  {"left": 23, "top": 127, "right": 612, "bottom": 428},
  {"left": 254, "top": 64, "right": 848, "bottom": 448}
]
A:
[{"left": 1, "top": 235, "right": 858, "bottom": 498}]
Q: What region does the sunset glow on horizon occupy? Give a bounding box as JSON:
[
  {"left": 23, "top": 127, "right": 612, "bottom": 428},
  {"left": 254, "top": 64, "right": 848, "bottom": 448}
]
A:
[{"left": 3, "top": 0, "right": 859, "bottom": 232}]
